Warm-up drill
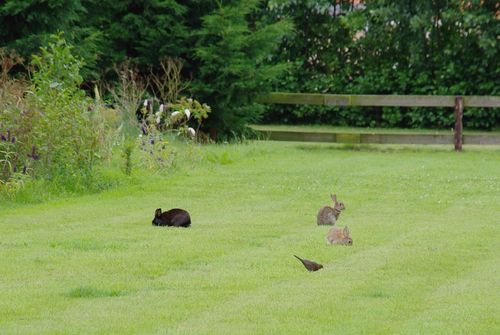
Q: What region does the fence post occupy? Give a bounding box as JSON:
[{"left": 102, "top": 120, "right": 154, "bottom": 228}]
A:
[{"left": 454, "top": 96, "right": 463, "bottom": 151}]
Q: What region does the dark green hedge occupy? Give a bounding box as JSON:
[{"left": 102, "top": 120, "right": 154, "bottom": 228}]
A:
[{"left": 263, "top": 0, "right": 499, "bottom": 130}]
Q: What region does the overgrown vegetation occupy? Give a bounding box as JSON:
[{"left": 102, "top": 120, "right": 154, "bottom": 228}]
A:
[
  {"left": 0, "top": 35, "right": 115, "bottom": 196},
  {"left": 29, "top": 35, "right": 104, "bottom": 181},
  {"left": 0, "top": 48, "right": 35, "bottom": 193},
  {"left": 0, "top": 35, "right": 209, "bottom": 199}
]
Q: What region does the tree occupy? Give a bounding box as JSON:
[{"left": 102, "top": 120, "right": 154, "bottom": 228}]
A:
[
  {"left": 0, "top": 0, "right": 84, "bottom": 57},
  {"left": 192, "top": 0, "right": 293, "bottom": 137}
]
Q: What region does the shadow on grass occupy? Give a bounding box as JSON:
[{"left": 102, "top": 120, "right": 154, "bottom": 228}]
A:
[
  {"left": 50, "top": 239, "right": 125, "bottom": 252},
  {"left": 364, "top": 290, "right": 391, "bottom": 299},
  {"left": 67, "top": 286, "right": 125, "bottom": 298}
]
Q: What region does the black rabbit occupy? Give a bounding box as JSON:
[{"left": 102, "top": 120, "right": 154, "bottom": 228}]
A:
[{"left": 152, "top": 208, "right": 191, "bottom": 227}]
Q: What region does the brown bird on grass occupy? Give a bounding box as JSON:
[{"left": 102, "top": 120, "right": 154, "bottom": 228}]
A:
[{"left": 294, "top": 255, "right": 323, "bottom": 272}]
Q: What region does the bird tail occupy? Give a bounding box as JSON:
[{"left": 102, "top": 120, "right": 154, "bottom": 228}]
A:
[{"left": 294, "top": 255, "right": 302, "bottom": 262}]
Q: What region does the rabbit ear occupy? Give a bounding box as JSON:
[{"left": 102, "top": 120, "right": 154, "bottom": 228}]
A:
[
  {"left": 331, "top": 194, "right": 337, "bottom": 202},
  {"left": 343, "top": 226, "right": 350, "bottom": 237},
  {"left": 155, "top": 208, "right": 162, "bottom": 217}
]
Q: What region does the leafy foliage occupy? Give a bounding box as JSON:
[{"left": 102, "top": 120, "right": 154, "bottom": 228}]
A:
[
  {"left": 192, "top": 0, "right": 293, "bottom": 137},
  {"left": 0, "top": 48, "right": 37, "bottom": 189},
  {"left": 167, "top": 97, "right": 211, "bottom": 133},
  {"left": 80, "top": 0, "right": 188, "bottom": 70},
  {"left": 28, "top": 34, "right": 106, "bottom": 181},
  {"left": 264, "top": 0, "right": 499, "bottom": 129},
  {"left": 0, "top": 0, "right": 85, "bottom": 57}
]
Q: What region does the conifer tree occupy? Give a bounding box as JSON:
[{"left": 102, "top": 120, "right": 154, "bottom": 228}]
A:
[
  {"left": 193, "top": 0, "right": 292, "bottom": 137},
  {"left": 0, "top": 0, "right": 84, "bottom": 57}
]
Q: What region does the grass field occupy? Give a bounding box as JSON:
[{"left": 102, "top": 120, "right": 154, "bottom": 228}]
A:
[{"left": 1, "top": 142, "right": 499, "bottom": 334}]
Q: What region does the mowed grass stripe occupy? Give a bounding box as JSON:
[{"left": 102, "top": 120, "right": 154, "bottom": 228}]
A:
[
  {"left": 170, "top": 199, "right": 498, "bottom": 334},
  {"left": 398, "top": 258, "right": 499, "bottom": 334},
  {"left": 0, "top": 142, "right": 499, "bottom": 334}
]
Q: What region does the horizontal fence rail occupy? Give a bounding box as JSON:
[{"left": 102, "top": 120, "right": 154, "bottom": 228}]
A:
[
  {"left": 256, "top": 130, "right": 500, "bottom": 146},
  {"left": 259, "top": 93, "right": 500, "bottom": 108},
  {"left": 258, "top": 93, "right": 500, "bottom": 151}
]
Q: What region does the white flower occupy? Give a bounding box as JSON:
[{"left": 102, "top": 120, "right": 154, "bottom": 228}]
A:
[
  {"left": 328, "top": 5, "right": 335, "bottom": 16},
  {"left": 187, "top": 127, "right": 196, "bottom": 137},
  {"left": 156, "top": 116, "right": 161, "bottom": 124},
  {"left": 184, "top": 109, "right": 191, "bottom": 119},
  {"left": 139, "top": 134, "right": 143, "bottom": 138},
  {"left": 159, "top": 104, "right": 164, "bottom": 113},
  {"left": 354, "top": 30, "right": 365, "bottom": 41},
  {"left": 171, "top": 111, "right": 180, "bottom": 118},
  {"left": 143, "top": 99, "right": 148, "bottom": 107}
]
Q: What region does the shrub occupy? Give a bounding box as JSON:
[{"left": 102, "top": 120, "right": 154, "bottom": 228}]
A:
[
  {"left": 28, "top": 33, "right": 105, "bottom": 180},
  {"left": 0, "top": 48, "right": 39, "bottom": 191},
  {"left": 167, "top": 97, "right": 211, "bottom": 135},
  {"left": 135, "top": 95, "right": 210, "bottom": 171}
]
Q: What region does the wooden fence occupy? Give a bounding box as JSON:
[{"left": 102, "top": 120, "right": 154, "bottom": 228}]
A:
[{"left": 259, "top": 93, "right": 500, "bottom": 151}]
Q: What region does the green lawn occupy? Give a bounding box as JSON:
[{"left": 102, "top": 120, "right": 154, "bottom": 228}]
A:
[{"left": 1, "top": 142, "right": 499, "bottom": 334}]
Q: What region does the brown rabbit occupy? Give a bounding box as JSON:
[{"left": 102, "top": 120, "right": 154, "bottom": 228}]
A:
[
  {"left": 317, "top": 194, "right": 345, "bottom": 225},
  {"left": 326, "top": 226, "right": 353, "bottom": 245}
]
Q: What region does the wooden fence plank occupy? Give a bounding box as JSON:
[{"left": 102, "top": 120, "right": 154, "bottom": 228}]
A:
[
  {"left": 464, "top": 96, "right": 500, "bottom": 108},
  {"left": 257, "top": 92, "right": 499, "bottom": 149},
  {"left": 463, "top": 135, "right": 500, "bottom": 145},
  {"left": 260, "top": 93, "right": 500, "bottom": 108},
  {"left": 259, "top": 93, "right": 325, "bottom": 105},
  {"left": 345, "top": 95, "right": 455, "bottom": 107},
  {"left": 360, "top": 133, "right": 454, "bottom": 145},
  {"left": 256, "top": 129, "right": 500, "bottom": 145},
  {"left": 258, "top": 130, "right": 336, "bottom": 142}
]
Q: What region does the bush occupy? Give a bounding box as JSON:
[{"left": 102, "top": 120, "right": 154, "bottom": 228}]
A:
[
  {"left": 28, "top": 34, "right": 106, "bottom": 181},
  {"left": 0, "top": 48, "right": 38, "bottom": 190}
]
